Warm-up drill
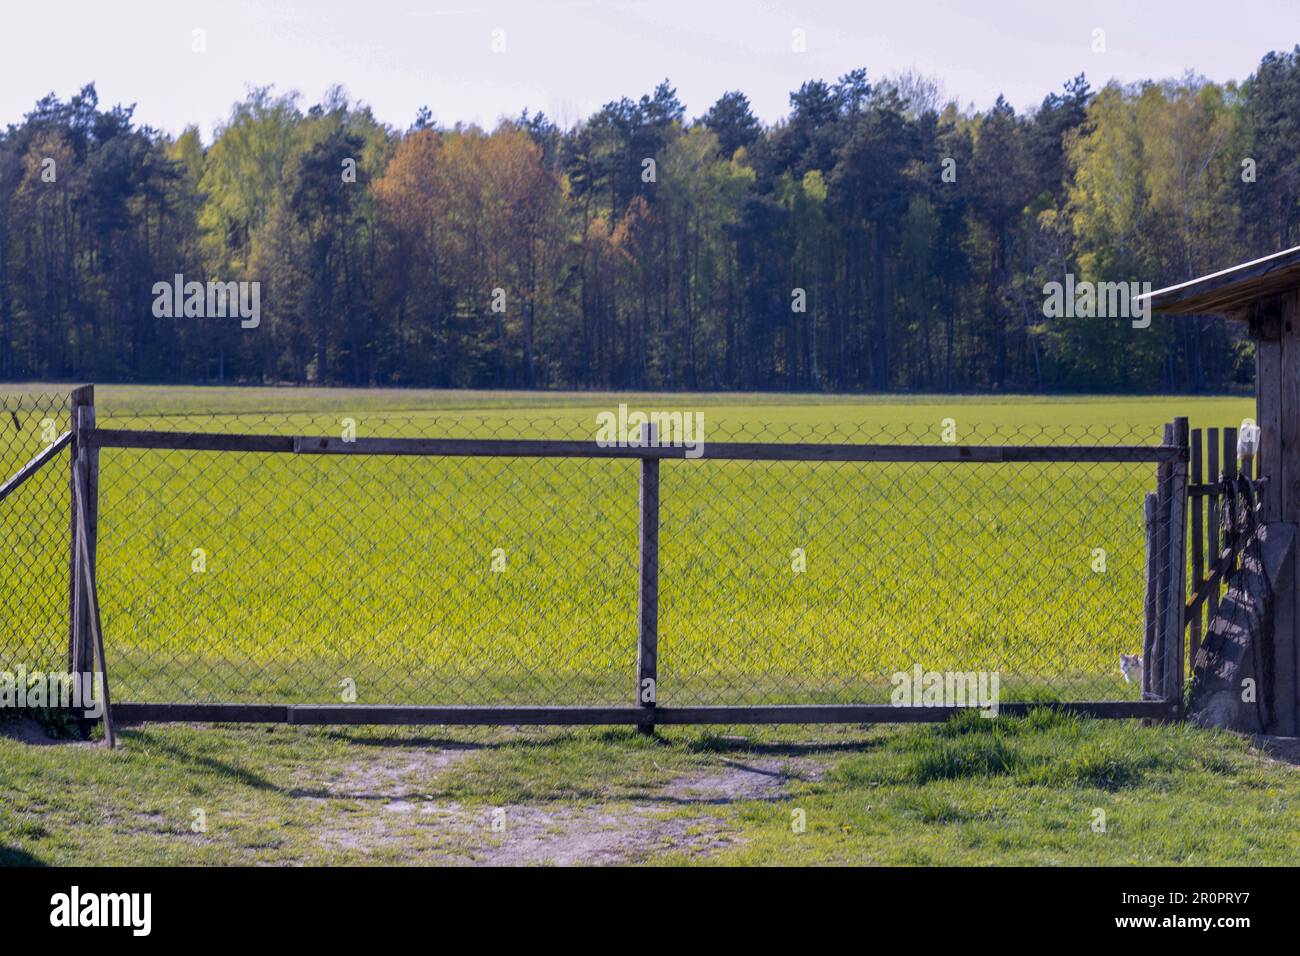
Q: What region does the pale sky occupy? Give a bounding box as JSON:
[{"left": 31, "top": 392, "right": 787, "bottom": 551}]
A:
[{"left": 1, "top": 0, "right": 1294, "bottom": 140}]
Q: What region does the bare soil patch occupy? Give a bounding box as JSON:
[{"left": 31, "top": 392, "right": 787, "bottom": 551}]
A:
[
  {"left": 290, "top": 747, "right": 477, "bottom": 801},
  {"left": 471, "top": 803, "right": 733, "bottom": 865},
  {"left": 663, "top": 756, "right": 819, "bottom": 804},
  {"left": 296, "top": 748, "right": 822, "bottom": 864}
]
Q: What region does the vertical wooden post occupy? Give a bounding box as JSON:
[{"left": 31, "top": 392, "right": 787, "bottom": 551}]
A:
[
  {"left": 1224, "top": 427, "right": 1239, "bottom": 581},
  {"left": 72, "top": 454, "right": 114, "bottom": 749},
  {"left": 1275, "top": 291, "right": 1300, "bottom": 734},
  {"left": 1142, "top": 492, "right": 1158, "bottom": 703},
  {"left": 1245, "top": 293, "right": 1299, "bottom": 733},
  {"left": 1189, "top": 428, "right": 1203, "bottom": 666},
  {"left": 1207, "top": 429, "right": 1220, "bottom": 621},
  {"left": 1163, "top": 418, "right": 1189, "bottom": 711},
  {"left": 1253, "top": 314, "right": 1283, "bottom": 520},
  {"left": 66, "top": 385, "right": 95, "bottom": 674},
  {"left": 1152, "top": 424, "right": 1173, "bottom": 705},
  {"left": 636, "top": 422, "right": 659, "bottom": 735}
]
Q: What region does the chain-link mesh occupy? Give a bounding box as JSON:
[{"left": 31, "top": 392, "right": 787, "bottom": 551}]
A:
[
  {"left": 0, "top": 391, "right": 73, "bottom": 674},
  {"left": 76, "top": 408, "right": 1169, "bottom": 709}
]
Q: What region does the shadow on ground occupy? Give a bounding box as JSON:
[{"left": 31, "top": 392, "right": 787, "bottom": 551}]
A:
[
  {"left": 1254, "top": 735, "right": 1300, "bottom": 766},
  {"left": 0, "top": 843, "right": 46, "bottom": 866}
]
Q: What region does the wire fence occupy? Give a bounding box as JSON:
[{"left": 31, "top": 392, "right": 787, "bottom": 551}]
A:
[
  {"left": 0, "top": 390, "right": 1191, "bottom": 722},
  {"left": 0, "top": 390, "right": 72, "bottom": 675},
  {"left": 0, "top": 403, "right": 1169, "bottom": 715}
]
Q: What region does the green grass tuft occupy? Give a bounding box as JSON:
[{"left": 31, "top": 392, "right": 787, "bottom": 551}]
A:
[{"left": 906, "top": 736, "right": 1022, "bottom": 783}]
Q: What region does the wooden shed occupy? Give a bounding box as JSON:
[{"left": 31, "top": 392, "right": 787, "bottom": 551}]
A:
[{"left": 1141, "top": 246, "right": 1300, "bottom": 735}]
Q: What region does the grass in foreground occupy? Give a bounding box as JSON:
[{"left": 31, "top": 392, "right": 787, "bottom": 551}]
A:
[{"left": 1, "top": 713, "right": 1294, "bottom": 866}]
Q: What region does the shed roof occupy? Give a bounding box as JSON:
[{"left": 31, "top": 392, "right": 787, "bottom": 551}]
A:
[{"left": 1136, "top": 246, "right": 1300, "bottom": 316}]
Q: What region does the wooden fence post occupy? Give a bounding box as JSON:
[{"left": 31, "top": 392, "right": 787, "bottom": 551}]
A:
[
  {"left": 72, "top": 454, "right": 114, "bottom": 748},
  {"left": 1189, "top": 428, "right": 1203, "bottom": 665},
  {"left": 1224, "top": 427, "right": 1239, "bottom": 584},
  {"left": 1152, "top": 425, "right": 1173, "bottom": 707},
  {"left": 1142, "top": 492, "right": 1158, "bottom": 703},
  {"left": 66, "top": 385, "right": 95, "bottom": 674},
  {"left": 1162, "top": 417, "right": 1190, "bottom": 711},
  {"left": 1207, "top": 428, "right": 1221, "bottom": 622},
  {"left": 637, "top": 422, "right": 659, "bottom": 735}
]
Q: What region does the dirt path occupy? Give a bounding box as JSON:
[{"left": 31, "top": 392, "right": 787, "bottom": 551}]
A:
[{"left": 293, "top": 751, "right": 819, "bottom": 865}]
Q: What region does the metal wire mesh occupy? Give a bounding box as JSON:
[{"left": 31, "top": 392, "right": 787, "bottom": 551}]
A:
[
  {"left": 0, "top": 391, "right": 73, "bottom": 674},
  {"left": 660, "top": 453, "right": 1162, "bottom": 705},
  {"left": 72, "top": 408, "right": 1169, "bottom": 709}
]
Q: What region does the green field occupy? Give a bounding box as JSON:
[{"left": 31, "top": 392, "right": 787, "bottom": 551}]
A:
[{"left": 1, "top": 387, "right": 1254, "bottom": 710}]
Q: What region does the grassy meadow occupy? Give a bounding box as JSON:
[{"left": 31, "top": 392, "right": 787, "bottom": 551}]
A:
[
  {"left": 8, "top": 387, "right": 1297, "bottom": 869},
  {"left": 1, "top": 387, "right": 1254, "bottom": 710}
]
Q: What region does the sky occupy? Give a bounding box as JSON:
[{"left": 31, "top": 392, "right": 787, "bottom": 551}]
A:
[{"left": 1, "top": 0, "right": 1295, "bottom": 139}]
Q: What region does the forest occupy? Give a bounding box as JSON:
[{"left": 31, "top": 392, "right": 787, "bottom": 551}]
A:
[{"left": 2, "top": 47, "right": 1299, "bottom": 393}]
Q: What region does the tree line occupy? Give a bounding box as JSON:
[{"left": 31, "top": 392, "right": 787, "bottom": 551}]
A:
[{"left": 3, "top": 48, "right": 1299, "bottom": 392}]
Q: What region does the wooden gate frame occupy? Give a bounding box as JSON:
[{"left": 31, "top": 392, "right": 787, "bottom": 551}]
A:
[{"left": 63, "top": 406, "right": 1190, "bottom": 729}]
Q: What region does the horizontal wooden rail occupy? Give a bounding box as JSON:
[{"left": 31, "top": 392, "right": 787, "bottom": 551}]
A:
[
  {"left": 113, "top": 700, "right": 1178, "bottom": 725},
  {"left": 1189, "top": 476, "right": 1268, "bottom": 497},
  {"left": 87, "top": 428, "right": 1184, "bottom": 464},
  {"left": 88, "top": 430, "right": 295, "bottom": 453},
  {"left": 0, "top": 431, "right": 71, "bottom": 506}
]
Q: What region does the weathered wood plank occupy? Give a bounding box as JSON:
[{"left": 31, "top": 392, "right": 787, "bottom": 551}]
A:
[
  {"left": 115, "top": 703, "right": 290, "bottom": 723},
  {"left": 1189, "top": 429, "right": 1204, "bottom": 665},
  {"left": 1275, "top": 290, "right": 1300, "bottom": 734},
  {"left": 1143, "top": 492, "right": 1158, "bottom": 701},
  {"left": 111, "top": 701, "right": 1178, "bottom": 725},
  {"left": 1140, "top": 245, "right": 1300, "bottom": 315},
  {"left": 72, "top": 456, "right": 114, "bottom": 748},
  {"left": 1152, "top": 426, "right": 1173, "bottom": 704},
  {"left": 0, "top": 430, "right": 71, "bottom": 506},
  {"left": 1207, "top": 429, "right": 1221, "bottom": 622},
  {"left": 89, "top": 428, "right": 1182, "bottom": 463},
  {"left": 287, "top": 705, "right": 653, "bottom": 725},
  {"left": 651, "top": 702, "right": 1178, "bottom": 722},
  {"left": 637, "top": 423, "right": 659, "bottom": 734},
  {"left": 1163, "top": 418, "right": 1189, "bottom": 709},
  {"left": 88, "top": 429, "right": 296, "bottom": 454},
  {"left": 1185, "top": 546, "right": 1240, "bottom": 615},
  {"left": 66, "top": 385, "right": 93, "bottom": 674},
  {"left": 1224, "top": 427, "right": 1239, "bottom": 594},
  {"left": 73, "top": 405, "right": 100, "bottom": 686},
  {"left": 1280, "top": 294, "right": 1300, "bottom": 524},
  {"left": 1254, "top": 336, "right": 1281, "bottom": 516},
  {"left": 292, "top": 435, "right": 1183, "bottom": 462}
]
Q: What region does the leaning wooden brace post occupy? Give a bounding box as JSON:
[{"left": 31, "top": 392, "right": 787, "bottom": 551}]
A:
[
  {"left": 636, "top": 422, "right": 660, "bottom": 735},
  {"left": 66, "top": 385, "right": 95, "bottom": 674},
  {"left": 1162, "top": 417, "right": 1190, "bottom": 711}
]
